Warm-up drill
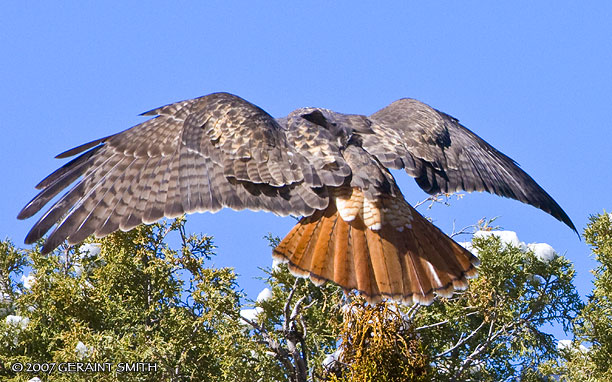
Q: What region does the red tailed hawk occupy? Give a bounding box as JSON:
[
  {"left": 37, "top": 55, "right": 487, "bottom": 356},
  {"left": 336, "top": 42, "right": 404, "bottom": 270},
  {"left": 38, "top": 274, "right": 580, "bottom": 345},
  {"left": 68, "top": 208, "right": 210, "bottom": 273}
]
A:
[{"left": 18, "top": 93, "right": 576, "bottom": 304}]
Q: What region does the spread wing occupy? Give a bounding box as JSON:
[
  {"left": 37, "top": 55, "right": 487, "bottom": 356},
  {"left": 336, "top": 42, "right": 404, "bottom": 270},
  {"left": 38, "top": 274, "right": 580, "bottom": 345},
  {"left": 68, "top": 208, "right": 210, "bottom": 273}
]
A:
[
  {"left": 362, "top": 98, "right": 577, "bottom": 233},
  {"left": 18, "top": 92, "right": 350, "bottom": 254}
]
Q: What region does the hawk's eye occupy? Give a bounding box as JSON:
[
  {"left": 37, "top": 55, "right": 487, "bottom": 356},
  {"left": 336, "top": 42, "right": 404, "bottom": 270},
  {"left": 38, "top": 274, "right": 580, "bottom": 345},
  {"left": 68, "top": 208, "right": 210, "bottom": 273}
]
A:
[{"left": 301, "top": 110, "right": 331, "bottom": 129}]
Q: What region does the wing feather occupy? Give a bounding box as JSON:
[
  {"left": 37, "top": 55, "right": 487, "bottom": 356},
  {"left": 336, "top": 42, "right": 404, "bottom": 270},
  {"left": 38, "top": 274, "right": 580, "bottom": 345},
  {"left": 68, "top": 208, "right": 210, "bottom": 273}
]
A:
[
  {"left": 18, "top": 148, "right": 101, "bottom": 219},
  {"left": 69, "top": 156, "right": 154, "bottom": 244},
  {"left": 141, "top": 153, "right": 177, "bottom": 224},
  {"left": 365, "top": 98, "right": 576, "bottom": 232},
  {"left": 39, "top": 155, "right": 134, "bottom": 251},
  {"left": 20, "top": 92, "right": 348, "bottom": 254}
]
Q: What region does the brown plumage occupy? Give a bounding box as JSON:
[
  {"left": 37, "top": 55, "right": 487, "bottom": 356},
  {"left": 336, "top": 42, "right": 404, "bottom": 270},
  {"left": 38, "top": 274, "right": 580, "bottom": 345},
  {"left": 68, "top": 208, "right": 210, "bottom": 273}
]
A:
[
  {"left": 273, "top": 187, "right": 478, "bottom": 304},
  {"left": 19, "top": 92, "right": 575, "bottom": 305}
]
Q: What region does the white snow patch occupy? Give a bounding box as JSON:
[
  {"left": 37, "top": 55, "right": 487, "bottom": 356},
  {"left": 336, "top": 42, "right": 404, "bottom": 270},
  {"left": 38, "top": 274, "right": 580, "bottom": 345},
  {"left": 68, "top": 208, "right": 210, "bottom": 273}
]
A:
[
  {"left": 75, "top": 264, "right": 84, "bottom": 277},
  {"left": 240, "top": 307, "right": 263, "bottom": 322},
  {"left": 21, "top": 274, "right": 35, "bottom": 289},
  {"left": 28, "top": 378, "right": 42, "bottom": 382},
  {"left": 528, "top": 243, "right": 556, "bottom": 263},
  {"left": 557, "top": 339, "right": 589, "bottom": 353},
  {"left": 579, "top": 344, "right": 590, "bottom": 353},
  {"left": 322, "top": 348, "right": 343, "bottom": 368},
  {"left": 341, "top": 304, "right": 359, "bottom": 316},
  {"left": 5, "top": 315, "right": 29, "bottom": 329},
  {"left": 272, "top": 257, "right": 285, "bottom": 270},
  {"left": 75, "top": 341, "right": 90, "bottom": 359},
  {"left": 474, "top": 230, "right": 526, "bottom": 250},
  {"left": 256, "top": 288, "right": 273, "bottom": 303},
  {"left": 469, "top": 231, "right": 558, "bottom": 264},
  {"left": 1, "top": 292, "right": 11, "bottom": 303},
  {"left": 80, "top": 243, "right": 101, "bottom": 258},
  {"left": 557, "top": 339, "right": 571, "bottom": 350},
  {"left": 528, "top": 274, "right": 545, "bottom": 286}
]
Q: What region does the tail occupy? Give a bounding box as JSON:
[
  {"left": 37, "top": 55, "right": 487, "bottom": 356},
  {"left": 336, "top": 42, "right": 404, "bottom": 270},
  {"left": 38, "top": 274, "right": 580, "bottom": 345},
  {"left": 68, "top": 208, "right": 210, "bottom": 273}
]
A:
[{"left": 273, "top": 191, "right": 479, "bottom": 305}]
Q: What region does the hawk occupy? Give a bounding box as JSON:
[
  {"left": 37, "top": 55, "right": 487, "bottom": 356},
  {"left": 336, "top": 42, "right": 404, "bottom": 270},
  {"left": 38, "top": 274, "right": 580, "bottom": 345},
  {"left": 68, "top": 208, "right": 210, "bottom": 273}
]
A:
[{"left": 18, "top": 93, "right": 576, "bottom": 305}]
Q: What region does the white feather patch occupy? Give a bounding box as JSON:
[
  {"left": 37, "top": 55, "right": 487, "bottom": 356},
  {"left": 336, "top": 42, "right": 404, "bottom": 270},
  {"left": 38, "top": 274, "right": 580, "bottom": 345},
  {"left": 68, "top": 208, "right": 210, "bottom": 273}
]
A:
[
  {"left": 335, "top": 196, "right": 360, "bottom": 222},
  {"left": 368, "top": 223, "right": 382, "bottom": 230}
]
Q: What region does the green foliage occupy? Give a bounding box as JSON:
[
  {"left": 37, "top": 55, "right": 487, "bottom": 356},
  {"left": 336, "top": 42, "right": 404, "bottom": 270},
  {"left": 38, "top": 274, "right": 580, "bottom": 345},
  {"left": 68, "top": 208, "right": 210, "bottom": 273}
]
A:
[
  {"left": 0, "top": 219, "right": 263, "bottom": 381},
  {"left": 0, "top": 217, "right": 590, "bottom": 382},
  {"left": 0, "top": 239, "right": 27, "bottom": 316},
  {"left": 413, "top": 234, "right": 582, "bottom": 381},
  {"left": 581, "top": 212, "right": 612, "bottom": 375},
  {"left": 544, "top": 212, "right": 612, "bottom": 381}
]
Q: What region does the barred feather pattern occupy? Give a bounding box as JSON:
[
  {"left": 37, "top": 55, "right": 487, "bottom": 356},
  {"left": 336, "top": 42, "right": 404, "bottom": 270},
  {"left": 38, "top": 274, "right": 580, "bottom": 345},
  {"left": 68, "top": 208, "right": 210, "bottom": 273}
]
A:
[
  {"left": 18, "top": 93, "right": 340, "bottom": 253},
  {"left": 19, "top": 91, "right": 575, "bottom": 305},
  {"left": 273, "top": 187, "right": 479, "bottom": 305}
]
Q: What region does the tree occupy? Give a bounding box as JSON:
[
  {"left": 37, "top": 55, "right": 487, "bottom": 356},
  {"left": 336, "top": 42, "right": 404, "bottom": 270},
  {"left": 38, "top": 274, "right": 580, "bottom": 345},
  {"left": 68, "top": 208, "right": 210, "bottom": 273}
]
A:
[
  {"left": 542, "top": 212, "right": 612, "bottom": 381},
  {"left": 0, "top": 215, "right": 585, "bottom": 381},
  {"left": 315, "top": 231, "right": 582, "bottom": 382},
  {"left": 1, "top": 219, "right": 268, "bottom": 381}
]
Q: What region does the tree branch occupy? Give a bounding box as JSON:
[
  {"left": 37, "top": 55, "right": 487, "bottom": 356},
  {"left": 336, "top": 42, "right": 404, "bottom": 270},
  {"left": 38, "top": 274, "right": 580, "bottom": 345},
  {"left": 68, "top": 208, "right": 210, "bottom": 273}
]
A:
[
  {"left": 240, "top": 315, "right": 297, "bottom": 381},
  {"left": 415, "top": 319, "right": 449, "bottom": 331},
  {"left": 241, "top": 277, "right": 312, "bottom": 382},
  {"left": 435, "top": 319, "right": 487, "bottom": 359}
]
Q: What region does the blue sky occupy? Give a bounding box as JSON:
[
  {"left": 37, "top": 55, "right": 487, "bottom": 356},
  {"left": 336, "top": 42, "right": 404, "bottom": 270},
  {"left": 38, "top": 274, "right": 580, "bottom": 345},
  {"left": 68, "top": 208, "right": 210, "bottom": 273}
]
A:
[{"left": 1, "top": 2, "right": 610, "bottom": 337}]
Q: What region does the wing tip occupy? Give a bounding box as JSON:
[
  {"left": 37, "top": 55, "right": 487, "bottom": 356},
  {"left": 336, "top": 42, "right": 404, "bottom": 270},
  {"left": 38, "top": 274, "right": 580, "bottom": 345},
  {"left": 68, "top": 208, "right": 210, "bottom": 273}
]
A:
[
  {"left": 139, "top": 109, "right": 159, "bottom": 117},
  {"left": 564, "top": 217, "right": 580, "bottom": 238},
  {"left": 54, "top": 136, "right": 111, "bottom": 159},
  {"left": 16, "top": 208, "right": 30, "bottom": 221}
]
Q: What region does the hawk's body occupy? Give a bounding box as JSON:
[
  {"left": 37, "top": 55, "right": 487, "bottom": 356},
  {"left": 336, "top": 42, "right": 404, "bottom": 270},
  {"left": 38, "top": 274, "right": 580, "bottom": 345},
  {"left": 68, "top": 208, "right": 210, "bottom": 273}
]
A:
[{"left": 19, "top": 93, "right": 576, "bottom": 304}]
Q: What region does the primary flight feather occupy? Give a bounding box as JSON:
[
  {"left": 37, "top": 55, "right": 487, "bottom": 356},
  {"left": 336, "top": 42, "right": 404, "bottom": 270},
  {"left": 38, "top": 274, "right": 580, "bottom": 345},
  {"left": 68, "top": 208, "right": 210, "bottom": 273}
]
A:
[{"left": 18, "top": 92, "right": 576, "bottom": 304}]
